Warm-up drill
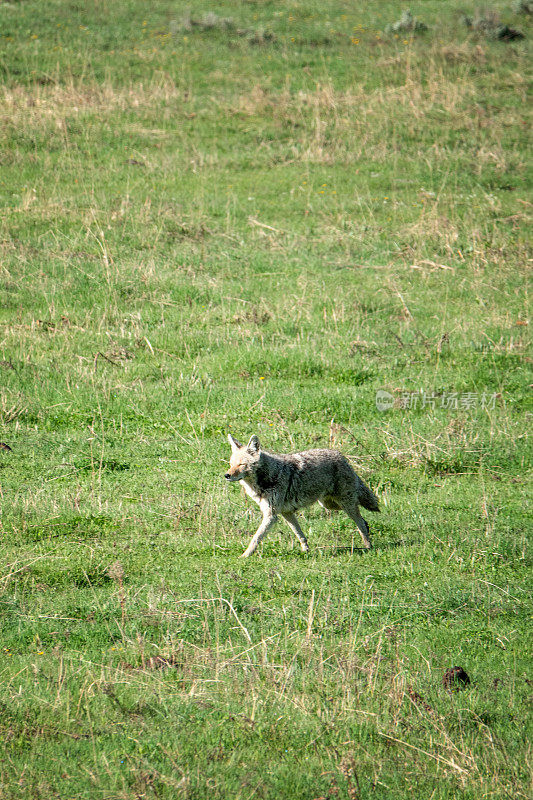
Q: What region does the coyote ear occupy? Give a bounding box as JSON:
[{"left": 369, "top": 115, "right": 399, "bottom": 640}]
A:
[
  {"left": 228, "top": 434, "right": 242, "bottom": 451},
  {"left": 246, "top": 435, "right": 260, "bottom": 454}
]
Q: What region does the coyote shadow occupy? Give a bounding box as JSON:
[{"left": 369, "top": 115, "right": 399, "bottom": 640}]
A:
[{"left": 316, "top": 539, "right": 415, "bottom": 555}]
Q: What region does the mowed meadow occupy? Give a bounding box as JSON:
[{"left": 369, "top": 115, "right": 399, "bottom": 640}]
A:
[{"left": 0, "top": 1, "right": 531, "bottom": 798}]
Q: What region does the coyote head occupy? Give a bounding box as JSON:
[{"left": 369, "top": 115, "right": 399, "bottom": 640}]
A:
[{"left": 225, "top": 434, "right": 260, "bottom": 482}]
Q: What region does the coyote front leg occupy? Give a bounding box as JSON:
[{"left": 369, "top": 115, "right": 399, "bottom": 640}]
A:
[{"left": 241, "top": 501, "right": 278, "bottom": 558}]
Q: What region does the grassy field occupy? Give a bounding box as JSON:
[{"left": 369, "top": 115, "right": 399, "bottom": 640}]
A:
[{"left": 0, "top": 1, "right": 531, "bottom": 797}]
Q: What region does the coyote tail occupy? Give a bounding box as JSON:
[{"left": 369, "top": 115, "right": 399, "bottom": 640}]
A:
[{"left": 358, "top": 480, "right": 380, "bottom": 512}]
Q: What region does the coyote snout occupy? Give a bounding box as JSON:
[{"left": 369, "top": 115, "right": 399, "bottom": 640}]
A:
[
  {"left": 225, "top": 434, "right": 380, "bottom": 557},
  {"left": 225, "top": 469, "right": 243, "bottom": 482}
]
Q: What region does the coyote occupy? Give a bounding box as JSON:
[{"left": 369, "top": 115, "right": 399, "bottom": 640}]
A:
[{"left": 225, "top": 434, "right": 380, "bottom": 557}]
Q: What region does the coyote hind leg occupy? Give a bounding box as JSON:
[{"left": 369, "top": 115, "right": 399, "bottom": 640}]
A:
[
  {"left": 340, "top": 499, "right": 372, "bottom": 550},
  {"left": 281, "top": 512, "right": 309, "bottom": 553}
]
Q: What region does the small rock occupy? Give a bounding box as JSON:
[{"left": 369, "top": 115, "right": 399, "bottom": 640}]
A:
[
  {"left": 385, "top": 9, "right": 428, "bottom": 35},
  {"left": 463, "top": 12, "right": 525, "bottom": 40},
  {"left": 494, "top": 25, "right": 525, "bottom": 40},
  {"left": 443, "top": 666, "right": 471, "bottom": 691}
]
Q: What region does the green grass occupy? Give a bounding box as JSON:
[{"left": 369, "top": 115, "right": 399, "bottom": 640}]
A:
[{"left": 0, "top": 1, "right": 531, "bottom": 798}]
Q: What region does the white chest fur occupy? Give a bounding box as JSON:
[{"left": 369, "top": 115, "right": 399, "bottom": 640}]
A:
[{"left": 240, "top": 479, "right": 262, "bottom": 506}]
